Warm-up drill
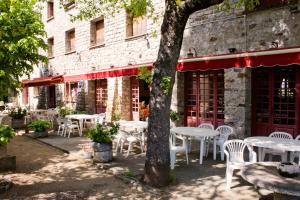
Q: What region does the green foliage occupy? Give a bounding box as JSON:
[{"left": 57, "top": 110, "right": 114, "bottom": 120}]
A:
[
  {"left": 87, "top": 123, "right": 120, "bottom": 143},
  {"left": 0, "top": 0, "right": 47, "bottom": 97},
  {"left": 112, "top": 112, "right": 121, "bottom": 121},
  {"left": 170, "top": 110, "right": 180, "bottom": 122},
  {"left": 218, "top": 0, "right": 260, "bottom": 12},
  {"left": 161, "top": 76, "right": 172, "bottom": 95},
  {"left": 137, "top": 67, "right": 152, "bottom": 86},
  {"left": 0, "top": 125, "right": 15, "bottom": 146},
  {"left": 124, "top": 170, "right": 134, "bottom": 178},
  {"left": 58, "top": 107, "right": 75, "bottom": 117},
  {"left": 9, "top": 108, "right": 27, "bottom": 119},
  {"left": 28, "top": 120, "right": 50, "bottom": 132}
]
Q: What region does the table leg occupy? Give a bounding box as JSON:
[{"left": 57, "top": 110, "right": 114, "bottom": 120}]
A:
[
  {"left": 199, "top": 139, "right": 204, "bottom": 164},
  {"left": 213, "top": 137, "right": 216, "bottom": 160},
  {"left": 258, "top": 147, "right": 262, "bottom": 162},
  {"left": 79, "top": 119, "right": 83, "bottom": 137}
]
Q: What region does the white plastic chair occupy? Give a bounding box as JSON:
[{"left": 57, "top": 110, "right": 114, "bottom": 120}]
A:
[
  {"left": 64, "top": 119, "right": 80, "bottom": 138},
  {"left": 57, "top": 117, "right": 66, "bottom": 136},
  {"left": 290, "top": 135, "right": 300, "bottom": 165},
  {"left": 215, "top": 125, "right": 234, "bottom": 160},
  {"left": 114, "top": 130, "right": 129, "bottom": 153},
  {"left": 224, "top": 140, "right": 257, "bottom": 190},
  {"left": 170, "top": 131, "right": 189, "bottom": 170},
  {"left": 261, "top": 132, "right": 293, "bottom": 162}
]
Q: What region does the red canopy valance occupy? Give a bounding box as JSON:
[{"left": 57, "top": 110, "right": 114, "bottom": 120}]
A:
[
  {"left": 63, "top": 62, "right": 153, "bottom": 82},
  {"left": 22, "top": 75, "right": 63, "bottom": 87},
  {"left": 177, "top": 47, "right": 300, "bottom": 71}
]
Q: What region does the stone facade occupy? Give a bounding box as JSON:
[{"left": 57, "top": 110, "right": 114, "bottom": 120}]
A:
[{"left": 21, "top": 1, "right": 300, "bottom": 138}]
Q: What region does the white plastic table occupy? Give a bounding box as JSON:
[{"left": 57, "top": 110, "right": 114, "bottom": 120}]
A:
[
  {"left": 65, "top": 114, "right": 98, "bottom": 136},
  {"left": 244, "top": 136, "right": 300, "bottom": 162},
  {"left": 170, "top": 127, "right": 219, "bottom": 164}
]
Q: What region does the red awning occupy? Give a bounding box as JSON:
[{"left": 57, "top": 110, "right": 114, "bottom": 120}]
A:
[
  {"left": 22, "top": 75, "right": 64, "bottom": 87},
  {"left": 177, "top": 47, "right": 300, "bottom": 71},
  {"left": 63, "top": 62, "right": 153, "bottom": 82}
]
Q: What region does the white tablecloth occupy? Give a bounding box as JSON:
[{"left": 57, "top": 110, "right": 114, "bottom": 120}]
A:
[{"left": 66, "top": 114, "right": 99, "bottom": 136}]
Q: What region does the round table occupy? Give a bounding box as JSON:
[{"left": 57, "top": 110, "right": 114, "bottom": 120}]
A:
[
  {"left": 241, "top": 162, "right": 300, "bottom": 200},
  {"left": 244, "top": 137, "right": 300, "bottom": 162},
  {"left": 170, "top": 127, "right": 219, "bottom": 164}
]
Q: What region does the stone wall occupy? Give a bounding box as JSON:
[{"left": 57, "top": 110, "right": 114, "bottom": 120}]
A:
[
  {"left": 85, "top": 80, "right": 96, "bottom": 114},
  {"left": 224, "top": 68, "right": 252, "bottom": 138}
]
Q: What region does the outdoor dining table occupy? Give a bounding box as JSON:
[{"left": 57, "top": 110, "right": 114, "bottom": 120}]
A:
[
  {"left": 244, "top": 136, "right": 300, "bottom": 162},
  {"left": 241, "top": 162, "right": 300, "bottom": 200},
  {"left": 170, "top": 127, "right": 219, "bottom": 164},
  {"left": 65, "top": 114, "right": 99, "bottom": 136}
]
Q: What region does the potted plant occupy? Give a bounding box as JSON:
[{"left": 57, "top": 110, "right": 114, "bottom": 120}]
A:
[
  {"left": 87, "top": 123, "right": 119, "bottom": 162},
  {"left": 58, "top": 106, "right": 74, "bottom": 117},
  {"left": 170, "top": 110, "right": 181, "bottom": 128},
  {"left": 28, "top": 120, "right": 50, "bottom": 138},
  {"left": 9, "top": 107, "right": 27, "bottom": 129},
  {"left": 0, "top": 125, "right": 15, "bottom": 157}
]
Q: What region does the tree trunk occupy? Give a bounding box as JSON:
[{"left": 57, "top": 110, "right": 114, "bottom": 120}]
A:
[
  {"left": 143, "top": 2, "right": 189, "bottom": 187},
  {"left": 144, "top": 0, "right": 224, "bottom": 187}
]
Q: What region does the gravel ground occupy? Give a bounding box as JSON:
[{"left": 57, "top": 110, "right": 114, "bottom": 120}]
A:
[{"left": 0, "top": 136, "right": 160, "bottom": 200}]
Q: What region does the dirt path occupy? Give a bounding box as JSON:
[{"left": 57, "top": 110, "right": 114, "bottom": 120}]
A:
[{"left": 0, "top": 136, "right": 157, "bottom": 200}]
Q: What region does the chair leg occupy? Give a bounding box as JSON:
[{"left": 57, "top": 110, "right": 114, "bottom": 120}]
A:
[
  {"left": 226, "top": 166, "right": 234, "bottom": 190},
  {"left": 115, "top": 138, "right": 121, "bottom": 153},
  {"left": 170, "top": 151, "right": 176, "bottom": 170},
  {"left": 185, "top": 148, "right": 189, "bottom": 165},
  {"left": 127, "top": 141, "right": 133, "bottom": 157},
  {"left": 221, "top": 145, "right": 225, "bottom": 161},
  {"left": 120, "top": 140, "right": 124, "bottom": 153},
  {"left": 57, "top": 126, "right": 61, "bottom": 135},
  {"left": 68, "top": 129, "right": 71, "bottom": 138}
]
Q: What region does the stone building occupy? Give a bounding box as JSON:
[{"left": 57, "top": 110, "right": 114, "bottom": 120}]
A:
[{"left": 21, "top": 0, "right": 300, "bottom": 138}]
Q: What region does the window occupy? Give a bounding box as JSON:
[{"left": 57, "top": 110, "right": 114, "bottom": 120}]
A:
[
  {"left": 185, "top": 71, "right": 224, "bottom": 127},
  {"left": 47, "top": 1, "right": 54, "bottom": 19},
  {"left": 126, "top": 13, "right": 147, "bottom": 38},
  {"left": 47, "top": 37, "right": 54, "bottom": 58},
  {"left": 91, "top": 19, "right": 104, "bottom": 46},
  {"left": 65, "top": 29, "right": 75, "bottom": 53},
  {"left": 65, "top": 82, "right": 78, "bottom": 103}
]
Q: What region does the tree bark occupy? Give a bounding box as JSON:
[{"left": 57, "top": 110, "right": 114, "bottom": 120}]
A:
[{"left": 144, "top": 0, "right": 224, "bottom": 187}]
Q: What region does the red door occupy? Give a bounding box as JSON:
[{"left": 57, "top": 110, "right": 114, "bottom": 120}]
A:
[
  {"left": 95, "top": 79, "right": 107, "bottom": 114},
  {"left": 185, "top": 71, "right": 224, "bottom": 127},
  {"left": 131, "top": 77, "right": 139, "bottom": 121},
  {"left": 252, "top": 66, "right": 300, "bottom": 138}
]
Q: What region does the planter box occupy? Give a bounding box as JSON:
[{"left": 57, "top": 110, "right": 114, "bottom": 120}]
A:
[
  {"left": 11, "top": 118, "right": 25, "bottom": 129},
  {"left": 92, "top": 142, "right": 112, "bottom": 162},
  {"left": 32, "top": 131, "right": 48, "bottom": 138}
]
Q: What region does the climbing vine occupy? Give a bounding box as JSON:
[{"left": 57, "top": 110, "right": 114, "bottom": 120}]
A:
[
  {"left": 137, "top": 67, "right": 153, "bottom": 86},
  {"left": 161, "top": 76, "right": 172, "bottom": 95}
]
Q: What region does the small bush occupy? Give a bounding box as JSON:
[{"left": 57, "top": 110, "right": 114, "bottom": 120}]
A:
[
  {"left": 9, "top": 108, "right": 27, "bottom": 119},
  {"left": 0, "top": 125, "right": 15, "bottom": 146},
  {"left": 28, "top": 120, "right": 50, "bottom": 132},
  {"left": 58, "top": 107, "right": 74, "bottom": 117},
  {"left": 87, "top": 124, "right": 119, "bottom": 143}
]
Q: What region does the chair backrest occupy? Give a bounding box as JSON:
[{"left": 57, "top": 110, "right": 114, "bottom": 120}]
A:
[
  {"left": 295, "top": 135, "right": 300, "bottom": 140},
  {"left": 224, "top": 140, "right": 248, "bottom": 163},
  {"left": 269, "top": 132, "right": 293, "bottom": 139},
  {"left": 169, "top": 132, "right": 186, "bottom": 148},
  {"left": 216, "top": 125, "right": 234, "bottom": 141},
  {"left": 198, "top": 123, "right": 214, "bottom": 130}
]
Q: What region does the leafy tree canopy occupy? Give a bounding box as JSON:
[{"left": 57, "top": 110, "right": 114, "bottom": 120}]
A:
[{"left": 0, "top": 0, "right": 47, "bottom": 98}]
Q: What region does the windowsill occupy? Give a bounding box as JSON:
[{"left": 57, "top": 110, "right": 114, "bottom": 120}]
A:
[
  {"left": 48, "top": 56, "right": 55, "bottom": 59},
  {"left": 89, "top": 43, "right": 105, "bottom": 49},
  {"left": 64, "top": 3, "right": 75, "bottom": 11},
  {"left": 125, "top": 34, "right": 147, "bottom": 41},
  {"left": 65, "top": 50, "right": 76, "bottom": 55},
  {"left": 47, "top": 16, "right": 54, "bottom": 22}
]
